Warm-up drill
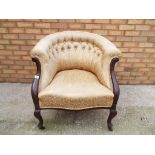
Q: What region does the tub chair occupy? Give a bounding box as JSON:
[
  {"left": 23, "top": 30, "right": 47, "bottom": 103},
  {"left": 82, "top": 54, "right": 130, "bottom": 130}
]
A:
[{"left": 31, "top": 31, "right": 121, "bottom": 131}]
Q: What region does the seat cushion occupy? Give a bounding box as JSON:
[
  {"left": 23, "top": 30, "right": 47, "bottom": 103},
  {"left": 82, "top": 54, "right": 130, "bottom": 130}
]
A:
[{"left": 38, "top": 69, "right": 114, "bottom": 110}]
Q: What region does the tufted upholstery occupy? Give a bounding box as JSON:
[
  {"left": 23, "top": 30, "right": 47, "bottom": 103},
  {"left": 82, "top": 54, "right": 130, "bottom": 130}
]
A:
[{"left": 31, "top": 31, "right": 121, "bottom": 109}]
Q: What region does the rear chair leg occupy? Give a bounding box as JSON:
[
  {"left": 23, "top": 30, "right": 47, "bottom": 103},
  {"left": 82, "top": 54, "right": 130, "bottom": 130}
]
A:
[
  {"left": 107, "top": 108, "right": 117, "bottom": 131},
  {"left": 34, "top": 110, "right": 45, "bottom": 130}
]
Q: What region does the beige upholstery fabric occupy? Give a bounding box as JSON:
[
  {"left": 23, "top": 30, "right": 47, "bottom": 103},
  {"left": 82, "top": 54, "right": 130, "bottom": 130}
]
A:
[
  {"left": 39, "top": 69, "right": 114, "bottom": 109},
  {"left": 31, "top": 31, "right": 121, "bottom": 109}
]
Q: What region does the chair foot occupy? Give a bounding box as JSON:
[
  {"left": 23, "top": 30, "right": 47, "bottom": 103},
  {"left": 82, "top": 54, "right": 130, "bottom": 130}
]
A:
[
  {"left": 107, "top": 109, "right": 117, "bottom": 131},
  {"left": 38, "top": 123, "right": 45, "bottom": 130},
  {"left": 34, "top": 110, "right": 45, "bottom": 130}
]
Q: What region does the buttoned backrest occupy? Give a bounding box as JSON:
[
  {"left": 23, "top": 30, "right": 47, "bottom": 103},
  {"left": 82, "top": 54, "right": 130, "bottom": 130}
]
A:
[
  {"left": 48, "top": 39, "right": 103, "bottom": 81},
  {"left": 31, "top": 31, "right": 121, "bottom": 91}
]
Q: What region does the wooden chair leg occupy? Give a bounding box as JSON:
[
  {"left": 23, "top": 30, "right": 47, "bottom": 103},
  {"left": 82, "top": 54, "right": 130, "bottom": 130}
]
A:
[
  {"left": 107, "top": 108, "right": 117, "bottom": 131},
  {"left": 34, "top": 110, "right": 45, "bottom": 130}
]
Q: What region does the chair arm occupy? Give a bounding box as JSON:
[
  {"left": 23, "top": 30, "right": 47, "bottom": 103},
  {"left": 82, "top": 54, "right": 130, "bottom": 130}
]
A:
[
  {"left": 104, "top": 48, "right": 121, "bottom": 57},
  {"left": 31, "top": 56, "right": 41, "bottom": 109},
  {"left": 110, "top": 57, "right": 120, "bottom": 108},
  {"left": 31, "top": 36, "right": 51, "bottom": 63},
  {"left": 98, "top": 35, "right": 121, "bottom": 57}
]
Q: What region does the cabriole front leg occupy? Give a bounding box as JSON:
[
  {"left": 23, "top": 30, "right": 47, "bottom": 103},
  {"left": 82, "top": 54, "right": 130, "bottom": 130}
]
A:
[
  {"left": 34, "top": 110, "right": 45, "bottom": 129},
  {"left": 107, "top": 108, "right": 117, "bottom": 131}
]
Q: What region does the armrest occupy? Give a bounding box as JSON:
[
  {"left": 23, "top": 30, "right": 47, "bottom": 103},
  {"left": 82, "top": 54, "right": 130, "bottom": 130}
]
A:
[
  {"left": 100, "top": 37, "right": 121, "bottom": 89},
  {"left": 31, "top": 36, "right": 51, "bottom": 63},
  {"left": 104, "top": 47, "right": 121, "bottom": 57},
  {"left": 98, "top": 35, "right": 121, "bottom": 57}
]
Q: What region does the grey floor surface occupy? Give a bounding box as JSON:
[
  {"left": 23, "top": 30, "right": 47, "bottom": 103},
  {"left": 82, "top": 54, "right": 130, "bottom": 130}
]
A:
[{"left": 0, "top": 83, "right": 154, "bottom": 135}]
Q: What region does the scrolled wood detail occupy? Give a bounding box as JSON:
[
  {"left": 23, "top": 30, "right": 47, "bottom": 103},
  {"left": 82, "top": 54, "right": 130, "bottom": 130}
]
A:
[
  {"left": 107, "top": 57, "right": 120, "bottom": 131},
  {"left": 31, "top": 56, "right": 41, "bottom": 110},
  {"left": 110, "top": 56, "right": 120, "bottom": 108},
  {"left": 31, "top": 56, "right": 45, "bottom": 129}
]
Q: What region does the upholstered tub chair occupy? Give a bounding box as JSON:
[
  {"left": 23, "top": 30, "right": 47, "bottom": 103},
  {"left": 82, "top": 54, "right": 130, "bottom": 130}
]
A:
[{"left": 31, "top": 31, "right": 121, "bottom": 131}]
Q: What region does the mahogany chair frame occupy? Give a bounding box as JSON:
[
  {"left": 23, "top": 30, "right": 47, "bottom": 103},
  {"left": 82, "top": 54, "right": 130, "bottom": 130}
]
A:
[{"left": 31, "top": 56, "right": 120, "bottom": 131}]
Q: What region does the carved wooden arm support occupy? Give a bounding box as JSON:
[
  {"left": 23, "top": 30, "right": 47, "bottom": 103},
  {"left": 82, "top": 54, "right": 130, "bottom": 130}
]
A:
[
  {"left": 110, "top": 57, "right": 120, "bottom": 108},
  {"left": 31, "top": 56, "right": 41, "bottom": 110}
]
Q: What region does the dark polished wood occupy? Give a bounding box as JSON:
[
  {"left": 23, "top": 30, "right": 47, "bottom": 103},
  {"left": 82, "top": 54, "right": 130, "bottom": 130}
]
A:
[
  {"left": 107, "top": 56, "right": 120, "bottom": 131},
  {"left": 31, "top": 56, "right": 45, "bottom": 129},
  {"left": 31, "top": 56, "right": 120, "bottom": 131},
  {"left": 34, "top": 110, "right": 45, "bottom": 129},
  {"left": 107, "top": 109, "right": 117, "bottom": 131}
]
